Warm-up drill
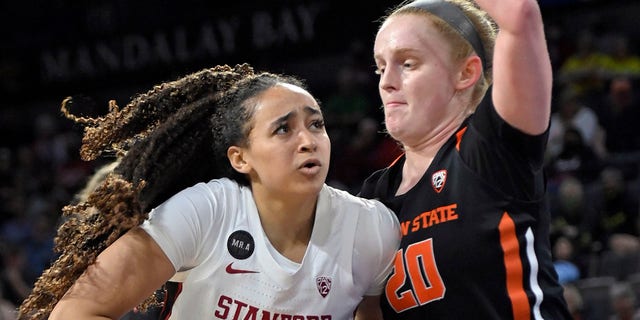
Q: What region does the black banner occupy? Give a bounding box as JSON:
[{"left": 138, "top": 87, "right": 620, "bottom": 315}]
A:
[{"left": 1, "top": 1, "right": 389, "bottom": 106}]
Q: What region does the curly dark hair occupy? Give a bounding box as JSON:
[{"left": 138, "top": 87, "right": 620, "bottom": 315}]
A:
[{"left": 18, "top": 63, "right": 307, "bottom": 320}]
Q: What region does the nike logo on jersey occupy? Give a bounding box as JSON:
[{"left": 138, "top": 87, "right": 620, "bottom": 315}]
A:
[{"left": 225, "top": 262, "right": 259, "bottom": 274}]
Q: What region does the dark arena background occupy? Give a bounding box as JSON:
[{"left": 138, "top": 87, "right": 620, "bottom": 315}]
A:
[{"left": 1, "top": 0, "right": 640, "bottom": 319}]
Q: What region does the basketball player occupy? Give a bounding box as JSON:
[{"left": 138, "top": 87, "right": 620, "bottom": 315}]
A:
[
  {"left": 19, "top": 64, "right": 400, "bottom": 319},
  {"left": 359, "top": 0, "right": 572, "bottom": 318}
]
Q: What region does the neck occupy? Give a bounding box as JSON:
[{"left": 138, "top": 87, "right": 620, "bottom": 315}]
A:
[
  {"left": 251, "top": 186, "right": 318, "bottom": 263},
  {"left": 397, "top": 112, "right": 466, "bottom": 195},
  {"left": 397, "top": 147, "right": 437, "bottom": 195}
]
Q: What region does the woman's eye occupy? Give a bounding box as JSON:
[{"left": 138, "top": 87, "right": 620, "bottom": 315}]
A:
[
  {"left": 275, "top": 124, "right": 289, "bottom": 135},
  {"left": 374, "top": 67, "right": 384, "bottom": 75},
  {"left": 310, "top": 119, "right": 325, "bottom": 130}
]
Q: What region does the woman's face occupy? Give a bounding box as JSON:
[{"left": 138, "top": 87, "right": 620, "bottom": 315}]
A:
[
  {"left": 374, "top": 14, "right": 461, "bottom": 147},
  {"left": 235, "top": 83, "right": 330, "bottom": 197}
]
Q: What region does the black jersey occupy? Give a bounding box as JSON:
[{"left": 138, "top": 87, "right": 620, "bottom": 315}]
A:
[{"left": 360, "top": 92, "right": 572, "bottom": 319}]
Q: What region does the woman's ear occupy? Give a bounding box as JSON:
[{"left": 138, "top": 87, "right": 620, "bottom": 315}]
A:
[
  {"left": 227, "top": 146, "right": 251, "bottom": 174},
  {"left": 455, "top": 55, "right": 482, "bottom": 90}
]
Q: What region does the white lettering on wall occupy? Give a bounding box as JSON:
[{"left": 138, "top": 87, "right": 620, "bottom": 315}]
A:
[{"left": 40, "top": 3, "right": 325, "bottom": 83}]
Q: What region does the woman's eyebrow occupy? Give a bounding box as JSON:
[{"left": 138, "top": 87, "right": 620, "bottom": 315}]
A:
[
  {"left": 270, "top": 111, "right": 294, "bottom": 129},
  {"left": 268, "top": 106, "right": 321, "bottom": 129},
  {"left": 303, "top": 105, "right": 321, "bottom": 116}
]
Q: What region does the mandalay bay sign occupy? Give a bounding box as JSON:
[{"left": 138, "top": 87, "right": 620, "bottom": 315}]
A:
[{"left": 38, "top": 3, "right": 326, "bottom": 83}]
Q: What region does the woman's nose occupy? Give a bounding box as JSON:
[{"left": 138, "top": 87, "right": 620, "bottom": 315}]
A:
[
  {"left": 379, "top": 68, "right": 398, "bottom": 92},
  {"left": 298, "top": 130, "right": 317, "bottom": 152}
]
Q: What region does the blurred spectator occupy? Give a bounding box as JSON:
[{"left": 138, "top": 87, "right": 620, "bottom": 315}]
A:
[
  {"left": 546, "top": 126, "right": 604, "bottom": 186},
  {"left": 0, "top": 244, "right": 31, "bottom": 307},
  {"left": 324, "top": 63, "right": 375, "bottom": 148},
  {"left": 554, "top": 236, "right": 582, "bottom": 284},
  {"left": 587, "top": 167, "right": 639, "bottom": 247},
  {"left": 31, "top": 113, "right": 69, "bottom": 168},
  {"left": 593, "top": 77, "right": 640, "bottom": 168},
  {"left": 550, "top": 176, "right": 597, "bottom": 263},
  {"left": 0, "top": 282, "right": 17, "bottom": 320},
  {"left": 563, "top": 283, "right": 585, "bottom": 320},
  {"left": 21, "top": 213, "right": 56, "bottom": 283},
  {"left": 558, "top": 31, "right": 611, "bottom": 99},
  {"left": 609, "top": 282, "right": 640, "bottom": 320},
  {"left": 547, "top": 87, "right": 606, "bottom": 162},
  {"left": 608, "top": 234, "right": 640, "bottom": 257},
  {"left": 329, "top": 117, "right": 402, "bottom": 194},
  {"left": 0, "top": 148, "right": 12, "bottom": 202},
  {"left": 598, "top": 234, "right": 640, "bottom": 281},
  {"left": 600, "top": 34, "right": 640, "bottom": 81}
]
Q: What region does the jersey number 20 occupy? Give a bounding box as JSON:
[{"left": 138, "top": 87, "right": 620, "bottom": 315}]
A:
[{"left": 385, "top": 238, "right": 446, "bottom": 312}]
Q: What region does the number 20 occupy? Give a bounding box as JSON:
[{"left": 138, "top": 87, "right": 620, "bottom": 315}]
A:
[{"left": 385, "top": 238, "right": 446, "bottom": 312}]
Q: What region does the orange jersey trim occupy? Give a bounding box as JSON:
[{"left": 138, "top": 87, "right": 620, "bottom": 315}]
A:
[
  {"left": 388, "top": 152, "right": 405, "bottom": 168},
  {"left": 499, "top": 212, "right": 531, "bottom": 320},
  {"left": 455, "top": 126, "right": 468, "bottom": 151}
]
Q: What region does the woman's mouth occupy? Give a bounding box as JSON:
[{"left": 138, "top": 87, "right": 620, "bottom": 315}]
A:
[{"left": 299, "top": 160, "right": 322, "bottom": 175}]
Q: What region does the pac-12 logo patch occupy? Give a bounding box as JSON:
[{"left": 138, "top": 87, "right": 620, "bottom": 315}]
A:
[
  {"left": 431, "top": 169, "right": 447, "bottom": 193},
  {"left": 227, "top": 230, "right": 255, "bottom": 260},
  {"left": 316, "top": 276, "right": 332, "bottom": 298}
]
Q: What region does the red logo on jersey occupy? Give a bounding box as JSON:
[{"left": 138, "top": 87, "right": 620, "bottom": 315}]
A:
[
  {"left": 225, "top": 262, "right": 259, "bottom": 274},
  {"left": 316, "top": 276, "right": 332, "bottom": 298},
  {"left": 431, "top": 169, "right": 447, "bottom": 193}
]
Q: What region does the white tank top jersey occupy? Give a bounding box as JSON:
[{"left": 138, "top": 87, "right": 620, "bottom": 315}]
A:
[{"left": 140, "top": 178, "right": 400, "bottom": 319}]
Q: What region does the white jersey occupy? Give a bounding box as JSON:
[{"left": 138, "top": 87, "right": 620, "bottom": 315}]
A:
[{"left": 140, "top": 178, "right": 400, "bottom": 320}]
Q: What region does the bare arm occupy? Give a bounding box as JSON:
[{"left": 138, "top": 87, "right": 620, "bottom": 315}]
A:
[
  {"left": 354, "top": 295, "right": 383, "bottom": 320},
  {"left": 49, "top": 227, "right": 176, "bottom": 320},
  {"left": 475, "top": 0, "right": 553, "bottom": 135}
]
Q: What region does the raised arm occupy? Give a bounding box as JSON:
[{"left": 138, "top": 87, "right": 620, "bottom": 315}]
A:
[
  {"left": 475, "top": 0, "right": 553, "bottom": 135},
  {"left": 49, "top": 228, "right": 175, "bottom": 320}
]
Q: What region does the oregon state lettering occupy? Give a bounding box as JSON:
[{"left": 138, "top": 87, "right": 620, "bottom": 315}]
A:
[
  {"left": 399, "top": 204, "right": 458, "bottom": 236},
  {"left": 215, "top": 295, "right": 332, "bottom": 320}
]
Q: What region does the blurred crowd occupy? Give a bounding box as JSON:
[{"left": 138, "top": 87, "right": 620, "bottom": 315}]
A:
[
  {"left": 2, "top": 5, "right": 640, "bottom": 320},
  {"left": 543, "top": 27, "right": 640, "bottom": 319}
]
